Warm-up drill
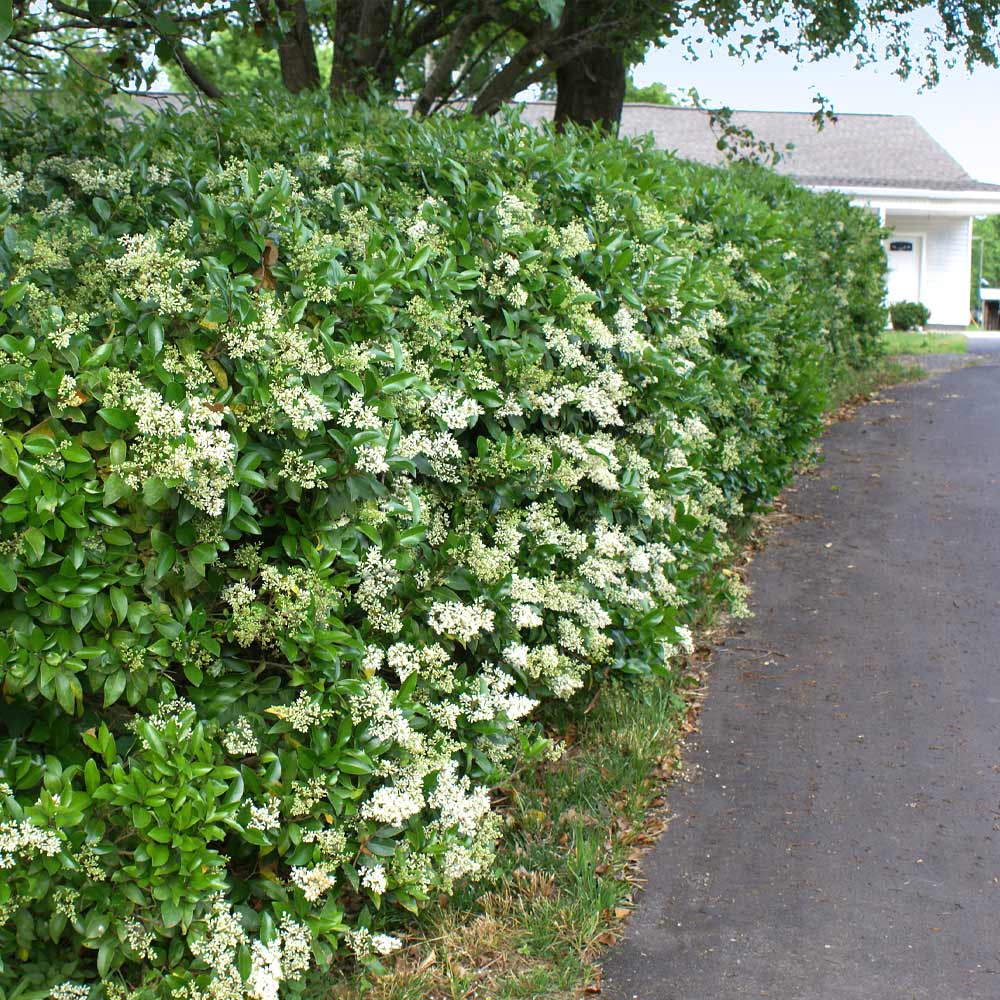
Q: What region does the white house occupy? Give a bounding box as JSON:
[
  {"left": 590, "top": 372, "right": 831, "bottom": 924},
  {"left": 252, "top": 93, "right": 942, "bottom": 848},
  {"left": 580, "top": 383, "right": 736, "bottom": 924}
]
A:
[{"left": 518, "top": 103, "right": 1000, "bottom": 329}]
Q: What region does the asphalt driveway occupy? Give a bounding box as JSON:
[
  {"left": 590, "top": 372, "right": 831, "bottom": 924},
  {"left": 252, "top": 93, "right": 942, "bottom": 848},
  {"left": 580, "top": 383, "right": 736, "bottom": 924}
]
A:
[{"left": 600, "top": 358, "right": 1000, "bottom": 999}]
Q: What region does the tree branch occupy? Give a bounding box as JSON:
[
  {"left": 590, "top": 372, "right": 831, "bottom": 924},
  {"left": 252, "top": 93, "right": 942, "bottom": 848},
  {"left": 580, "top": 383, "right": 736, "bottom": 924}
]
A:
[
  {"left": 171, "top": 42, "right": 224, "bottom": 99},
  {"left": 469, "top": 31, "right": 553, "bottom": 116},
  {"left": 414, "top": 10, "right": 487, "bottom": 115}
]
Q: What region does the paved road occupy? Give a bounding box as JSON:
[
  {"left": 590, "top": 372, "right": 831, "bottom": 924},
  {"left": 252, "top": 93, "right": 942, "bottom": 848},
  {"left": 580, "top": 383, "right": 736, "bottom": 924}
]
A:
[
  {"left": 601, "top": 360, "right": 1000, "bottom": 1000},
  {"left": 967, "top": 334, "right": 1000, "bottom": 357}
]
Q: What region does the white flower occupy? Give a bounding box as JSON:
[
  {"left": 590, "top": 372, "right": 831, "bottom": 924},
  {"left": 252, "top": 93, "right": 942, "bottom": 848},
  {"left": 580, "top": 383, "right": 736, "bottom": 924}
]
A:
[
  {"left": 0, "top": 818, "right": 62, "bottom": 868},
  {"left": 47, "top": 985, "right": 88, "bottom": 1000},
  {"left": 247, "top": 799, "right": 281, "bottom": 833},
  {"left": 361, "top": 782, "right": 424, "bottom": 826},
  {"left": 427, "top": 599, "right": 495, "bottom": 644},
  {"left": 264, "top": 691, "right": 331, "bottom": 732},
  {"left": 221, "top": 716, "right": 258, "bottom": 756},
  {"left": 372, "top": 932, "right": 402, "bottom": 955},
  {"left": 271, "top": 379, "right": 330, "bottom": 432},
  {"left": 361, "top": 863, "right": 387, "bottom": 895},
  {"left": 290, "top": 865, "right": 337, "bottom": 902}
]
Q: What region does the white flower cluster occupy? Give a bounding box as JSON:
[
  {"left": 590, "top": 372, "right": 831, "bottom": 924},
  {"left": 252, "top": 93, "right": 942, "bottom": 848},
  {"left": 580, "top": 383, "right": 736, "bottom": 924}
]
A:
[
  {"left": 396, "top": 429, "right": 464, "bottom": 483},
  {"left": 351, "top": 679, "right": 423, "bottom": 753},
  {"left": 360, "top": 780, "right": 424, "bottom": 827},
  {"left": 42, "top": 154, "right": 132, "bottom": 194},
  {"left": 223, "top": 564, "right": 333, "bottom": 648},
  {"left": 264, "top": 691, "right": 332, "bottom": 732},
  {"left": 188, "top": 895, "right": 311, "bottom": 1000},
  {"left": 47, "top": 985, "right": 88, "bottom": 1000},
  {"left": 103, "top": 370, "right": 234, "bottom": 516},
  {"left": 280, "top": 450, "right": 326, "bottom": 490},
  {"left": 271, "top": 378, "right": 330, "bottom": 433},
  {"left": 221, "top": 716, "right": 258, "bottom": 756},
  {"left": 429, "top": 387, "right": 483, "bottom": 429},
  {"left": 613, "top": 305, "right": 650, "bottom": 354},
  {"left": 346, "top": 927, "right": 402, "bottom": 959},
  {"left": 427, "top": 598, "right": 495, "bottom": 644},
  {"left": 247, "top": 798, "right": 281, "bottom": 833},
  {"left": 123, "top": 915, "right": 156, "bottom": 961},
  {"left": 56, "top": 374, "right": 80, "bottom": 409},
  {"left": 107, "top": 232, "right": 197, "bottom": 315},
  {"left": 46, "top": 309, "right": 90, "bottom": 350},
  {"left": 381, "top": 641, "right": 454, "bottom": 690},
  {"left": 459, "top": 664, "right": 538, "bottom": 724},
  {"left": 130, "top": 697, "right": 197, "bottom": 751},
  {"left": 428, "top": 761, "right": 492, "bottom": 837},
  {"left": 289, "top": 864, "right": 337, "bottom": 902},
  {"left": 0, "top": 164, "right": 25, "bottom": 202},
  {"left": 302, "top": 826, "right": 348, "bottom": 863},
  {"left": 495, "top": 192, "right": 534, "bottom": 235},
  {"left": 356, "top": 548, "right": 402, "bottom": 633},
  {"left": 0, "top": 817, "right": 62, "bottom": 868},
  {"left": 555, "top": 219, "right": 592, "bottom": 257},
  {"left": 360, "top": 863, "right": 387, "bottom": 895},
  {"left": 224, "top": 296, "right": 330, "bottom": 379}
]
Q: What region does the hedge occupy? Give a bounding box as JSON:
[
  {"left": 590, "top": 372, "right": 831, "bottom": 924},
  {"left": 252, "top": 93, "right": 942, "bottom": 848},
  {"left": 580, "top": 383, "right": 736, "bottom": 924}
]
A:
[{"left": 0, "top": 94, "right": 885, "bottom": 998}]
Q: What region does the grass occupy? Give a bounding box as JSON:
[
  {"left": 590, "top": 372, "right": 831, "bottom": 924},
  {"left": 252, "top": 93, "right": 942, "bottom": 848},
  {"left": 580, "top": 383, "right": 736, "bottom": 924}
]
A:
[
  {"left": 324, "top": 355, "right": 929, "bottom": 1000},
  {"left": 881, "top": 330, "right": 967, "bottom": 354},
  {"left": 826, "top": 357, "right": 928, "bottom": 413},
  {"left": 329, "top": 669, "right": 702, "bottom": 1000}
]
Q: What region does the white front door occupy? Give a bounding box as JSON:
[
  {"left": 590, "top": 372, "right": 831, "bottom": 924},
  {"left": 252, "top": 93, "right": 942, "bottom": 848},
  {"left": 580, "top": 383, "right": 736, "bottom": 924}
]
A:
[{"left": 885, "top": 235, "right": 923, "bottom": 304}]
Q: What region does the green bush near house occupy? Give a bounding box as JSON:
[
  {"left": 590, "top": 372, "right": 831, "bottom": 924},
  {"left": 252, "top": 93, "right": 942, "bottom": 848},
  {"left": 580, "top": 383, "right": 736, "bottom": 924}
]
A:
[
  {"left": 0, "top": 94, "right": 885, "bottom": 997},
  {"left": 889, "top": 299, "right": 931, "bottom": 331}
]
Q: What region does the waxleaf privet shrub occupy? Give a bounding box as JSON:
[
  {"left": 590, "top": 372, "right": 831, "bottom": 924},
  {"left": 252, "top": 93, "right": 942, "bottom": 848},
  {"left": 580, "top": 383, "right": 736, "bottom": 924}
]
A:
[
  {"left": 890, "top": 299, "right": 931, "bottom": 331},
  {"left": 0, "top": 95, "right": 885, "bottom": 997}
]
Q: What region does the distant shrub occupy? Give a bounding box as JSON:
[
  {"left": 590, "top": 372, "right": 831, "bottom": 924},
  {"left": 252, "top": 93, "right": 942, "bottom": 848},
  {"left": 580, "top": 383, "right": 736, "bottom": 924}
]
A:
[
  {"left": 0, "top": 94, "right": 885, "bottom": 996},
  {"left": 890, "top": 300, "right": 931, "bottom": 330}
]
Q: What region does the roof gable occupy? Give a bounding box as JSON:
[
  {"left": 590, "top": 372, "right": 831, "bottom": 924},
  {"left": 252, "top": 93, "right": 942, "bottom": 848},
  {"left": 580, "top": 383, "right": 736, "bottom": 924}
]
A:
[{"left": 516, "top": 102, "right": 1000, "bottom": 193}]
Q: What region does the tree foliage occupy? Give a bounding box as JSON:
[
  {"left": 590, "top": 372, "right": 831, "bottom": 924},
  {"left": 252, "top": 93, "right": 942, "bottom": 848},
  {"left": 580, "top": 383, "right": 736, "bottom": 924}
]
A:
[
  {"left": 2, "top": 1, "right": 999, "bottom": 130},
  {"left": 624, "top": 75, "right": 679, "bottom": 105},
  {"left": 972, "top": 216, "right": 1000, "bottom": 308}
]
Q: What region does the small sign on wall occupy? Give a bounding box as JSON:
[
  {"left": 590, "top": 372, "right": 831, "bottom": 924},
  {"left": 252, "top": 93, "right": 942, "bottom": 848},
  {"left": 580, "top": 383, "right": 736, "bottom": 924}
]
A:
[{"left": 889, "top": 241, "right": 914, "bottom": 252}]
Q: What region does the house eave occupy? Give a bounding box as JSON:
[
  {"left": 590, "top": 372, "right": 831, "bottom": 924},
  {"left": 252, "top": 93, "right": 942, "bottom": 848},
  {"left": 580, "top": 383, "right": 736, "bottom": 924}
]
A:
[{"left": 804, "top": 183, "right": 1000, "bottom": 216}]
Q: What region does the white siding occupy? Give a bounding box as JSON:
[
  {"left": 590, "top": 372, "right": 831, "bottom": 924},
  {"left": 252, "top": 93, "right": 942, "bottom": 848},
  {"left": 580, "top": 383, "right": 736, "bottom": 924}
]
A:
[{"left": 884, "top": 213, "right": 972, "bottom": 326}]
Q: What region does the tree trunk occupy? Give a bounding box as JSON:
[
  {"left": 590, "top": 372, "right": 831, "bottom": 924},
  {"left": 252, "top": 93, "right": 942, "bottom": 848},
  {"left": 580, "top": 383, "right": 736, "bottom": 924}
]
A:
[
  {"left": 330, "top": 0, "right": 393, "bottom": 98},
  {"left": 553, "top": 44, "right": 626, "bottom": 134},
  {"left": 276, "top": 0, "right": 320, "bottom": 93}
]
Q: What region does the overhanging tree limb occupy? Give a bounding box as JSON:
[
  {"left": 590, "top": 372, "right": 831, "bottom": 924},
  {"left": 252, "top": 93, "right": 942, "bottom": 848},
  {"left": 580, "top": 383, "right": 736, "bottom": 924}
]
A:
[{"left": 414, "top": 10, "right": 487, "bottom": 114}]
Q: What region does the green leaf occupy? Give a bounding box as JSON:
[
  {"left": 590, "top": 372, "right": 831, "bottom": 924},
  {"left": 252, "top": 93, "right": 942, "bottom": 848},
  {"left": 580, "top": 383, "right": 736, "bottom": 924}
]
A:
[
  {"left": 0, "top": 437, "right": 17, "bottom": 477},
  {"left": 83, "top": 759, "right": 100, "bottom": 795},
  {"left": 381, "top": 372, "right": 423, "bottom": 394},
  {"left": 103, "top": 472, "right": 129, "bottom": 506},
  {"left": 92, "top": 196, "right": 111, "bottom": 222},
  {"left": 109, "top": 587, "right": 128, "bottom": 623},
  {"left": 23, "top": 526, "right": 45, "bottom": 561},
  {"left": 0, "top": 0, "right": 11, "bottom": 43},
  {"left": 104, "top": 670, "right": 127, "bottom": 707},
  {"left": 537, "top": 0, "right": 564, "bottom": 25},
  {"left": 98, "top": 407, "right": 134, "bottom": 431},
  {"left": 61, "top": 444, "right": 91, "bottom": 463},
  {"left": 0, "top": 561, "right": 16, "bottom": 593},
  {"left": 97, "top": 938, "right": 114, "bottom": 977}
]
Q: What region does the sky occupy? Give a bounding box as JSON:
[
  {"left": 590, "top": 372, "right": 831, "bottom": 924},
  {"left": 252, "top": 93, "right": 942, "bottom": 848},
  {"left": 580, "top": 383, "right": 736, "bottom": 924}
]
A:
[{"left": 633, "top": 40, "right": 1000, "bottom": 184}]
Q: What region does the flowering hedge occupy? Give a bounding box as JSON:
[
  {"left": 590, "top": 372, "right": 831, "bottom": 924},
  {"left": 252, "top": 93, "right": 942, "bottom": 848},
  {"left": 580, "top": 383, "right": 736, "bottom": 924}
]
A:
[{"left": 0, "top": 95, "right": 885, "bottom": 998}]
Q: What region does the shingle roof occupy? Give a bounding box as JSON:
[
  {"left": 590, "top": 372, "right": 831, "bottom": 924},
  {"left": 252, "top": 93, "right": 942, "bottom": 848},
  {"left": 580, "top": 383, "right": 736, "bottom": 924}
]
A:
[{"left": 517, "top": 101, "right": 1000, "bottom": 193}]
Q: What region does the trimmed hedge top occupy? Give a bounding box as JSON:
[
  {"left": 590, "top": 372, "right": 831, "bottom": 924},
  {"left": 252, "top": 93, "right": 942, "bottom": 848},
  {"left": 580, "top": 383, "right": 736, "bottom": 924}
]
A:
[{"left": 0, "top": 95, "right": 885, "bottom": 998}]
